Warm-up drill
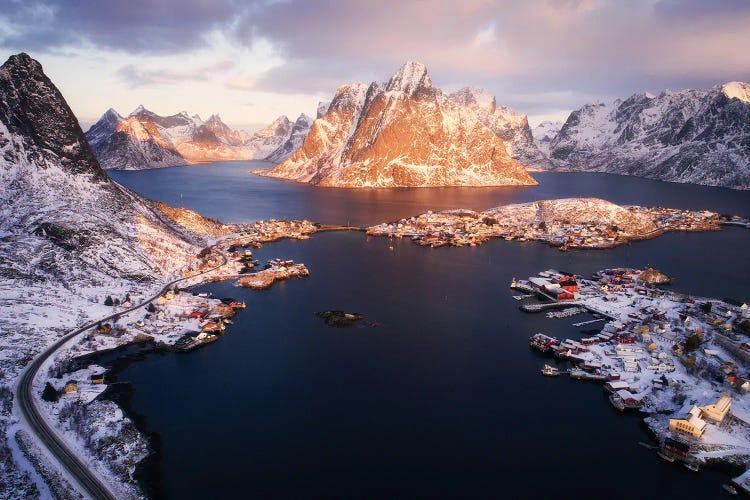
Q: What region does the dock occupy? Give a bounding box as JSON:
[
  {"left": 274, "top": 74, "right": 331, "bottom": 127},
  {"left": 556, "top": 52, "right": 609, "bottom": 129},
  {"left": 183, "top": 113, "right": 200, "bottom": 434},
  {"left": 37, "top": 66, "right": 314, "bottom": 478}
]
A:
[
  {"left": 512, "top": 294, "right": 534, "bottom": 301},
  {"left": 572, "top": 318, "right": 607, "bottom": 327},
  {"left": 521, "top": 301, "right": 583, "bottom": 313}
]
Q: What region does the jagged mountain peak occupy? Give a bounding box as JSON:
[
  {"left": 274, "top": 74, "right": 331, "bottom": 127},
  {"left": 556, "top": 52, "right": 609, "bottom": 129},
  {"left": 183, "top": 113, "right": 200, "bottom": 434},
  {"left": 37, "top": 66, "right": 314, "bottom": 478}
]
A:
[
  {"left": 295, "top": 113, "right": 313, "bottom": 126},
  {"left": 206, "top": 113, "right": 223, "bottom": 124},
  {"left": 722, "top": 81, "right": 750, "bottom": 103},
  {"left": 0, "top": 52, "right": 108, "bottom": 182},
  {"left": 270, "top": 115, "right": 291, "bottom": 126},
  {"left": 386, "top": 61, "right": 433, "bottom": 97},
  {"left": 331, "top": 83, "right": 369, "bottom": 106},
  {"left": 104, "top": 107, "right": 123, "bottom": 119},
  {"left": 449, "top": 87, "right": 496, "bottom": 113},
  {"left": 130, "top": 104, "right": 149, "bottom": 116}
]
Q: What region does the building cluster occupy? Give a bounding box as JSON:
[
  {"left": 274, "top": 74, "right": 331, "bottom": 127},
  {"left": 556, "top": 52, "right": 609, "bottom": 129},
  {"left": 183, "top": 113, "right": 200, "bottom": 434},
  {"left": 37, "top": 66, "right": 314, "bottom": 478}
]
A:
[
  {"left": 367, "top": 204, "right": 722, "bottom": 250},
  {"left": 235, "top": 259, "right": 309, "bottom": 290},
  {"left": 518, "top": 267, "right": 750, "bottom": 467},
  {"left": 225, "top": 219, "right": 318, "bottom": 248}
]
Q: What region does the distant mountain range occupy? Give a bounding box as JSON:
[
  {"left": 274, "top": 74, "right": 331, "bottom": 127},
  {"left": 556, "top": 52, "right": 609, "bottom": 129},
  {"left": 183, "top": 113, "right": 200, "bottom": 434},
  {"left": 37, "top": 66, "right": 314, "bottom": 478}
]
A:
[
  {"left": 85, "top": 106, "right": 313, "bottom": 170},
  {"left": 255, "top": 61, "right": 538, "bottom": 188},
  {"left": 84, "top": 60, "right": 750, "bottom": 189},
  {"left": 545, "top": 82, "right": 750, "bottom": 189}
]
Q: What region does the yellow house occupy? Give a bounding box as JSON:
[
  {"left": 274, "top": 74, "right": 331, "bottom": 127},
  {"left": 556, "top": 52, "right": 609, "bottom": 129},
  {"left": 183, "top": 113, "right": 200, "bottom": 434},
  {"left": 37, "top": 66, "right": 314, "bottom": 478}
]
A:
[
  {"left": 64, "top": 381, "right": 78, "bottom": 394},
  {"left": 669, "top": 406, "right": 707, "bottom": 439},
  {"left": 156, "top": 296, "right": 167, "bottom": 306},
  {"left": 700, "top": 394, "right": 732, "bottom": 423}
]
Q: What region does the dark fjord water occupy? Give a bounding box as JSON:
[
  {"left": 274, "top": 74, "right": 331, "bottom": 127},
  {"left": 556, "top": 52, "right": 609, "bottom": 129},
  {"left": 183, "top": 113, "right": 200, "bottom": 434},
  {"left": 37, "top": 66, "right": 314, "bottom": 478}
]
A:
[{"left": 108, "top": 162, "right": 750, "bottom": 498}]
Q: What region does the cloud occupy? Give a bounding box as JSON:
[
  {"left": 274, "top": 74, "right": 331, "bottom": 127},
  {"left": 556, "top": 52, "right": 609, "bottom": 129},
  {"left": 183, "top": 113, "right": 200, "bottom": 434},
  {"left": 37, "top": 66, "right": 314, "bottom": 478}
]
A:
[
  {"left": 117, "top": 58, "right": 234, "bottom": 87},
  {"left": 2, "top": 0, "right": 749, "bottom": 118},
  {"left": 0, "top": 0, "right": 244, "bottom": 54},
  {"left": 241, "top": 0, "right": 750, "bottom": 111}
]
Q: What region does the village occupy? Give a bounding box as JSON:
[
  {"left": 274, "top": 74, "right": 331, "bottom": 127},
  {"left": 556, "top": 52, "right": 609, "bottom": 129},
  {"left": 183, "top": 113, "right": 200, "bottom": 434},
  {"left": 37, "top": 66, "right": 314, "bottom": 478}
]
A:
[
  {"left": 367, "top": 198, "right": 727, "bottom": 250},
  {"left": 515, "top": 268, "right": 750, "bottom": 493},
  {"left": 39, "top": 219, "right": 319, "bottom": 432}
]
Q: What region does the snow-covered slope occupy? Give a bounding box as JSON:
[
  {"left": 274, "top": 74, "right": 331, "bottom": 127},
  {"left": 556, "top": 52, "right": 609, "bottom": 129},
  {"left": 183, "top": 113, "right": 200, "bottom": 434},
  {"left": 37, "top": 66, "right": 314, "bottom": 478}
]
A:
[
  {"left": 0, "top": 53, "right": 234, "bottom": 493},
  {"left": 548, "top": 83, "right": 750, "bottom": 189},
  {"left": 86, "top": 107, "right": 257, "bottom": 169},
  {"left": 532, "top": 120, "right": 563, "bottom": 155},
  {"left": 264, "top": 114, "right": 313, "bottom": 163},
  {"left": 448, "top": 87, "right": 550, "bottom": 168},
  {"left": 256, "top": 62, "right": 537, "bottom": 188}
]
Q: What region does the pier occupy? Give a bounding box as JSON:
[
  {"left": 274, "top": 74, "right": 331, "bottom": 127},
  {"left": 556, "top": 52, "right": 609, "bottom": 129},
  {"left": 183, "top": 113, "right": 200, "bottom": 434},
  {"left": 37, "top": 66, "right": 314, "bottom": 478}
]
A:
[
  {"left": 572, "top": 318, "right": 607, "bottom": 327},
  {"left": 520, "top": 301, "right": 583, "bottom": 313}
]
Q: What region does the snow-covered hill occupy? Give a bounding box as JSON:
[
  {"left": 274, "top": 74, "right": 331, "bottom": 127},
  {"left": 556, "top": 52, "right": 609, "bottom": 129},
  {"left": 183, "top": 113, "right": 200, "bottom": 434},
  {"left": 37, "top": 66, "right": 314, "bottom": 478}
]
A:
[
  {"left": 532, "top": 120, "right": 563, "bottom": 155},
  {"left": 0, "top": 53, "right": 233, "bottom": 495},
  {"left": 256, "top": 62, "right": 537, "bottom": 188},
  {"left": 548, "top": 83, "right": 750, "bottom": 189}
]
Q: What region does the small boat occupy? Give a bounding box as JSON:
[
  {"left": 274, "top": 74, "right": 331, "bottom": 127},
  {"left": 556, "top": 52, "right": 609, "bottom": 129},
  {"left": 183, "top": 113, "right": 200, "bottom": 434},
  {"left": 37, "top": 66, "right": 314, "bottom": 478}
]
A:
[
  {"left": 657, "top": 451, "right": 675, "bottom": 463},
  {"left": 722, "top": 484, "right": 738, "bottom": 495},
  {"left": 541, "top": 364, "right": 560, "bottom": 376},
  {"left": 684, "top": 462, "right": 700, "bottom": 472},
  {"left": 224, "top": 319, "right": 233, "bottom": 324}
]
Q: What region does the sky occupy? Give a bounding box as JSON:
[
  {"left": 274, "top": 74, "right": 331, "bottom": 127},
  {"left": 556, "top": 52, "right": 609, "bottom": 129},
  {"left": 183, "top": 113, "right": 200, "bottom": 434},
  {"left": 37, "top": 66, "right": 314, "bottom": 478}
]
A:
[{"left": 1, "top": 0, "right": 749, "bottom": 132}]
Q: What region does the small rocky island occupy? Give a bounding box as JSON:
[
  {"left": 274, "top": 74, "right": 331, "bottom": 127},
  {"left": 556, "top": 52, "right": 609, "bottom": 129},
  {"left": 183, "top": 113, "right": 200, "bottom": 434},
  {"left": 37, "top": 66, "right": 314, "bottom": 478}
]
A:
[{"left": 317, "top": 310, "right": 365, "bottom": 327}]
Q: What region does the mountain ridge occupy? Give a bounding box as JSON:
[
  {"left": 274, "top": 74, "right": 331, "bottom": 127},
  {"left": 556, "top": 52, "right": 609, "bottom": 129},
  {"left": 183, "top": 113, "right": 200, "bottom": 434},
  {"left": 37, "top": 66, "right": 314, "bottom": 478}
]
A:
[
  {"left": 547, "top": 82, "right": 750, "bottom": 189},
  {"left": 256, "top": 61, "right": 538, "bottom": 188}
]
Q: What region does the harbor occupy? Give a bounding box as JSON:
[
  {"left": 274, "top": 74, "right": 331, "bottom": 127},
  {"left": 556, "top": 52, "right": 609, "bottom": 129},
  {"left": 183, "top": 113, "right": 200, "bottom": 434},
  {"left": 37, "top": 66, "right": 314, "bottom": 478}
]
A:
[{"left": 516, "top": 267, "right": 750, "bottom": 483}]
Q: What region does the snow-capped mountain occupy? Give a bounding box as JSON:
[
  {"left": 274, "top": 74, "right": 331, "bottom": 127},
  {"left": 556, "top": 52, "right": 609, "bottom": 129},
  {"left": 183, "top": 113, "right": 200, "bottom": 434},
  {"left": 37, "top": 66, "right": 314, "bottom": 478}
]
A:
[
  {"left": 447, "top": 87, "right": 550, "bottom": 168},
  {"left": 548, "top": 83, "right": 750, "bottom": 189},
  {"left": 0, "top": 53, "right": 216, "bottom": 285},
  {"left": 244, "top": 115, "right": 294, "bottom": 160},
  {"left": 86, "top": 106, "right": 186, "bottom": 170},
  {"left": 256, "top": 62, "right": 537, "bottom": 188},
  {"left": 86, "top": 107, "right": 256, "bottom": 169},
  {"left": 264, "top": 114, "right": 313, "bottom": 163},
  {"left": 532, "top": 120, "right": 563, "bottom": 155}
]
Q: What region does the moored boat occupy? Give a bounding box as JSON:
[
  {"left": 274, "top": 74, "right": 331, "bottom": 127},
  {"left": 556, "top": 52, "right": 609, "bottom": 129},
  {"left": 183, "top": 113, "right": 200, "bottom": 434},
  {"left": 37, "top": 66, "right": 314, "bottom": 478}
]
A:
[
  {"left": 657, "top": 451, "right": 675, "bottom": 463},
  {"left": 722, "top": 484, "right": 738, "bottom": 495},
  {"left": 541, "top": 364, "right": 560, "bottom": 376}
]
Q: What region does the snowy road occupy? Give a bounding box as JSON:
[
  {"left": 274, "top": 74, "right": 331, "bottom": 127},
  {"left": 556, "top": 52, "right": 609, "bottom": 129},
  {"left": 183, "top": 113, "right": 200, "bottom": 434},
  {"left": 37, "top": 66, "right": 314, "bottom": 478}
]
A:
[{"left": 16, "top": 249, "right": 228, "bottom": 499}]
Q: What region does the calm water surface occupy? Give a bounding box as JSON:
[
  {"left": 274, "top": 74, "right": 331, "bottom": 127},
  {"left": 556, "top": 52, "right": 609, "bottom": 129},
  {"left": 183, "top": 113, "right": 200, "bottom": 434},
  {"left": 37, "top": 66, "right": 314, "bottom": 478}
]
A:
[
  {"left": 109, "top": 161, "right": 750, "bottom": 225},
  {"left": 107, "top": 163, "right": 750, "bottom": 498}
]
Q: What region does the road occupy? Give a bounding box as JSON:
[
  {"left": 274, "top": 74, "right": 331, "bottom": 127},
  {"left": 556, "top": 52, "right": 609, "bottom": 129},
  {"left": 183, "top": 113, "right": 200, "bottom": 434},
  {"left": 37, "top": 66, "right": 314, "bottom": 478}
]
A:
[{"left": 16, "top": 250, "right": 228, "bottom": 499}]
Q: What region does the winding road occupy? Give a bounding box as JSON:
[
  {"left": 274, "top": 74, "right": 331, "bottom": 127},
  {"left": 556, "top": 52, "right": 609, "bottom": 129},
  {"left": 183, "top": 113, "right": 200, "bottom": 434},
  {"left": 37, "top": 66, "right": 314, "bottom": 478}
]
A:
[{"left": 16, "top": 250, "right": 228, "bottom": 499}]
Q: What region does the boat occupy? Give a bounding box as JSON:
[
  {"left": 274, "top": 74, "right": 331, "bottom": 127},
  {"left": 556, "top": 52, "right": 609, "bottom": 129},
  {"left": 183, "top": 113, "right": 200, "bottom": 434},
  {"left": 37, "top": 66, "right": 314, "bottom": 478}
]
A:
[
  {"left": 722, "top": 484, "right": 738, "bottom": 495},
  {"left": 638, "top": 441, "right": 657, "bottom": 450},
  {"left": 656, "top": 451, "right": 675, "bottom": 463},
  {"left": 224, "top": 319, "right": 233, "bottom": 324},
  {"left": 684, "top": 462, "right": 700, "bottom": 472},
  {"left": 541, "top": 364, "right": 560, "bottom": 376}
]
